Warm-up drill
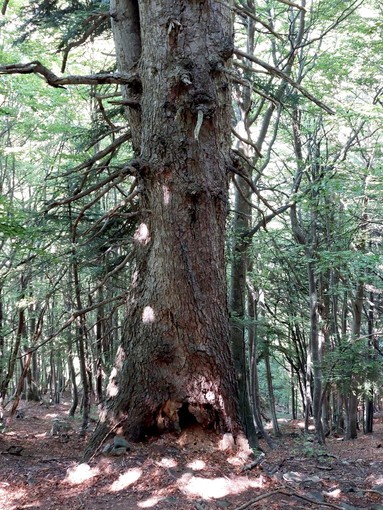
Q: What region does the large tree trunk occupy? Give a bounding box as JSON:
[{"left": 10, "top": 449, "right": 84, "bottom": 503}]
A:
[{"left": 85, "top": 0, "right": 242, "bottom": 457}]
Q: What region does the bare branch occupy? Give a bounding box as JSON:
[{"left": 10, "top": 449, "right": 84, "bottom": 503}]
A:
[
  {"left": 232, "top": 127, "right": 263, "bottom": 158},
  {"left": 275, "top": 0, "right": 307, "bottom": 11},
  {"left": 52, "top": 131, "right": 132, "bottom": 178},
  {"left": 90, "top": 251, "right": 133, "bottom": 295},
  {"left": 221, "top": 64, "right": 279, "bottom": 106},
  {"left": 72, "top": 178, "right": 138, "bottom": 234},
  {"left": 95, "top": 96, "right": 118, "bottom": 130},
  {"left": 0, "top": 61, "right": 139, "bottom": 88},
  {"left": 297, "top": 0, "right": 364, "bottom": 49},
  {"left": 245, "top": 203, "right": 292, "bottom": 238},
  {"left": 223, "top": 1, "right": 284, "bottom": 40},
  {"left": 46, "top": 165, "right": 136, "bottom": 210},
  {"left": 234, "top": 49, "right": 335, "bottom": 115},
  {"left": 27, "top": 294, "right": 127, "bottom": 355},
  {"left": 229, "top": 163, "right": 285, "bottom": 217},
  {"left": 61, "top": 14, "right": 109, "bottom": 73},
  {"left": 233, "top": 488, "right": 344, "bottom": 510}
]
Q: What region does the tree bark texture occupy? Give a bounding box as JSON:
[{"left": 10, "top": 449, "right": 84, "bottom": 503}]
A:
[{"left": 86, "top": 0, "right": 241, "bottom": 456}]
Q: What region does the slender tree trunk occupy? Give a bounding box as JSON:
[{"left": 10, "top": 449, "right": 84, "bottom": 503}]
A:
[
  {"left": 264, "top": 340, "right": 281, "bottom": 437},
  {"left": 68, "top": 344, "right": 79, "bottom": 418},
  {"left": 345, "top": 281, "right": 364, "bottom": 440},
  {"left": 49, "top": 350, "right": 55, "bottom": 403},
  {"left": 230, "top": 178, "right": 258, "bottom": 447},
  {"left": 0, "top": 285, "right": 5, "bottom": 419},
  {"left": 1, "top": 276, "right": 27, "bottom": 401},
  {"left": 94, "top": 287, "right": 104, "bottom": 404},
  {"left": 6, "top": 304, "right": 45, "bottom": 423},
  {"left": 229, "top": 4, "right": 258, "bottom": 448},
  {"left": 7, "top": 352, "right": 32, "bottom": 424},
  {"left": 290, "top": 364, "right": 297, "bottom": 419},
  {"left": 365, "top": 290, "right": 374, "bottom": 433},
  {"left": 85, "top": 0, "right": 242, "bottom": 458},
  {"left": 73, "top": 284, "right": 90, "bottom": 436},
  {"left": 26, "top": 304, "right": 39, "bottom": 401},
  {"left": 308, "top": 258, "right": 324, "bottom": 443},
  {"left": 248, "top": 284, "right": 273, "bottom": 447}
]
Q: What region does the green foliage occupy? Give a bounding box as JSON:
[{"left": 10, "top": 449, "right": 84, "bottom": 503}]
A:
[
  {"left": 0, "top": 197, "right": 26, "bottom": 239},
  {"left": 322, "top": 338, "right": 382, "bottom": 393},
  {"left": 296, "top": 437, "right": 327, "bottom": 459}
]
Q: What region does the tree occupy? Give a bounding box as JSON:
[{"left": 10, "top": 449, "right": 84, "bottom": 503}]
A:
[{"left": 83, "top": 0, "right": 242, "bottom": 454}]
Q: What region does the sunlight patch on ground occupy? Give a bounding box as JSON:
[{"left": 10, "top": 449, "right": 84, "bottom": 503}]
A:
[
  {"left": 226, "top": 456, "right": 245, "bottom": 467},
  {"left": 65, "top": 463, "right": 100, "bottom": 485},
  {"left": 324, "top": 488, "right": 341, "bottom": 498},
  {"left": 186, "top": 459, "right": 206, "bottom": 470},
  {"left": 137, "top": 496, "right": 163, "bottom": 508},
  {"left": 0, "top": 486, "right": 27, "bottom": 510},
  {"left": 109, "top": 468, "right": 142, "bottom": 492},
  {"left": 367, "top": 475, "right": 383, "bottom": 485},
  {"left": 178, "top": 473, "right": 265, "bottom": 499},
  {"left": 297, "top": 420, "right": 315, "bottom": 431},
  {"left": 156, "top": 457, "right": 177, "bottom": 468}
]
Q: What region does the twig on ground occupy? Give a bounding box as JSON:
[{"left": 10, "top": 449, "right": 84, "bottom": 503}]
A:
[
  {"left": 358, "top": 489, "right": 383, "bottom": 498},
  {"left": 233, "top": 487, "right": 346, "bottom": 510},
  {"left": 241, "top": 452, "right": 265, "bottom": 472},
  {"left": 316, "top": 464, "right": 333, "bottom": 470},
  {"left": 269, "top": 457, "right": 286, "bottom": 475}
]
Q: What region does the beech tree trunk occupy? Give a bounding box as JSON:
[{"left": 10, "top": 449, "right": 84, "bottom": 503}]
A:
[{"left": 85, "top": 0, "right": 242, "bottom": 457}]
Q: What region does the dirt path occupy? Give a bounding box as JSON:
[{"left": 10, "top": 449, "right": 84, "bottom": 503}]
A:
[{"left": 1, "top": 400, "right": 383, "bottom": 509}]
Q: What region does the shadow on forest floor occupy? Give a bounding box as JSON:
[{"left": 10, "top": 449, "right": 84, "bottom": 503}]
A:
[{"left": 1, "top": 399, "right": 383, "bottom": 509}]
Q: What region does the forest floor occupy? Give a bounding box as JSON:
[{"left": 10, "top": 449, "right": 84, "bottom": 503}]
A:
[{"left": 1, "top": 398, "right": 383, "bottom": 510}]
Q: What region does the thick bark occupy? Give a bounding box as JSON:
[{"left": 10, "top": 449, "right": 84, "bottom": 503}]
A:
[
  {"left": 110, "top": 0, "right": 142, "bottom": 151},
  {"left": 85, "top": 0, "right": 241, "bottom": 458}
]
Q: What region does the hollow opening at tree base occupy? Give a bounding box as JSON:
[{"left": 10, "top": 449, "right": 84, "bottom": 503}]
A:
[{"left": 135, "top": 401, "right": 224, "bottom": 441}]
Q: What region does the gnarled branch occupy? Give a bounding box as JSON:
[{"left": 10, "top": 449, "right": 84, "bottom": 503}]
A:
[{"left": 0, "top": 61, "right": 139, "bottom": 88}]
